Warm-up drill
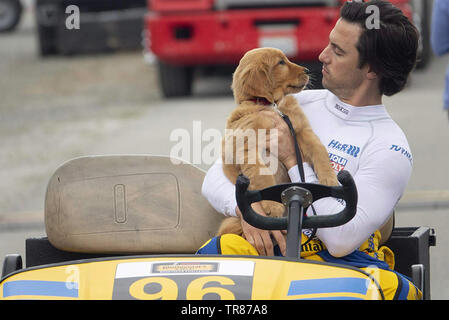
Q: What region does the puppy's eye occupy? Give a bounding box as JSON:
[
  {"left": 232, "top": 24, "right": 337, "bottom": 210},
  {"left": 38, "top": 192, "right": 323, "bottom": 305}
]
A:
[{"left": 279, "top": 60, "right": 286, "bottom": 65}]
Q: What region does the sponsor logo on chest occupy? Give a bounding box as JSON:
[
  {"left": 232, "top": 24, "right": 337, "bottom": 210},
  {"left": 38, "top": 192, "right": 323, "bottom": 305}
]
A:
[
  {"left": 328, "top": 153, "right": 348, "bottom": 171},
  {"left": 327, "top": 139, "right": 361, "bottom": 158}
]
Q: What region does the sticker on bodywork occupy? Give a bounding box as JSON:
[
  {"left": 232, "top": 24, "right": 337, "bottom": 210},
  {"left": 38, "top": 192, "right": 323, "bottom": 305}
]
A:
[{"left": 112, "top": 260, "right": 254, "bottom": 300}]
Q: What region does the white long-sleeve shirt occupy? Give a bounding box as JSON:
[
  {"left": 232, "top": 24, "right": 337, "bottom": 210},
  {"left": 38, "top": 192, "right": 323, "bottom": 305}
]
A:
[{"left": 202, "top": 89, "right": 413, "bottom": 257}]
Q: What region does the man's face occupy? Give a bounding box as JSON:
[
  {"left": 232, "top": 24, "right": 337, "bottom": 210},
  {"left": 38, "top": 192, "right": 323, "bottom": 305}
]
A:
[{"left": 319, "top": 18, "right": 368, "bottom": 98}]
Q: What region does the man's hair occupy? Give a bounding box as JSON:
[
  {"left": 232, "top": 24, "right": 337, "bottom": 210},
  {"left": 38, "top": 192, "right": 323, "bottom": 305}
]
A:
[{"left": 340, "top": 0, "right": 419, "bottom": 96}]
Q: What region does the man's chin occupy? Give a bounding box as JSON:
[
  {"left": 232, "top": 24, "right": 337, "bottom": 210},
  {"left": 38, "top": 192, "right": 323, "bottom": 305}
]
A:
[{"left": 321, "top": 80, "right": 337, "bottom": 96}]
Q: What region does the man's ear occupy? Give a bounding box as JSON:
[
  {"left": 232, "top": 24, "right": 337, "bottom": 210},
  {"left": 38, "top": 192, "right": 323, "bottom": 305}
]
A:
[
  {"left": 365, "top": 64, "right": 378, "bottom": 80},
  {"left": 235, "top": 62, "right": 273, "bottom": 102}
]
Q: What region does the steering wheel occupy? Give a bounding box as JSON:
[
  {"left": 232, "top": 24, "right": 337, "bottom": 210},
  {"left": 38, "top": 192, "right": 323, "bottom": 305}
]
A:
[{"left": 235, "top": 170, "right": 358, "bottom": 258}]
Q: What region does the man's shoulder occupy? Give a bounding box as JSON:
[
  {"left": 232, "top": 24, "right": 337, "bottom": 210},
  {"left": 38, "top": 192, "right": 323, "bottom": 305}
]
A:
[
  {"left": 293, "top": 89, "right": 329, "bottom": 106},
  {"left": 365, "top": 118, "right": 413, "bottom": 165},
  {"left": 372, "top": 117, "right": 409, "bottom": 144}
]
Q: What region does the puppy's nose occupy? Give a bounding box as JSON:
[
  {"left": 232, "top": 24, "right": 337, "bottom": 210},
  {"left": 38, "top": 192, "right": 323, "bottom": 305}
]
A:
[{"left": 304, "top": 68, "right": 311, "bottom": 75}]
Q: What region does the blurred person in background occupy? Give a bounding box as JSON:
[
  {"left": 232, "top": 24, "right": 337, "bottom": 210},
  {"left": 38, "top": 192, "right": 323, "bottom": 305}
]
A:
[{"left": 431, "top": 0, "right": 449, "bottom": 121}]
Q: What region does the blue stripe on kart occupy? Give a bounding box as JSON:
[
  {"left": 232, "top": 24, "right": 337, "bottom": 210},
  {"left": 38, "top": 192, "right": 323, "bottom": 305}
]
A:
[
  {"left": 288, "top": 278, "right": 368, "bottom": 296},
  {"left": 3, "top": 280, "right": 78, "bottom": 298},
  {"left": 298, "top": 296, "right": 365, "bottom": 300},
  {"left": 395, "top": 273, "right": 410, "bottom": 300}
]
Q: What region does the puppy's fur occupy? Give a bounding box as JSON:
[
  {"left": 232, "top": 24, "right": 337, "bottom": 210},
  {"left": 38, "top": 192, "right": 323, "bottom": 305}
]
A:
[{"left": 217, "top": 47, "right": 338, "bottom": 237}]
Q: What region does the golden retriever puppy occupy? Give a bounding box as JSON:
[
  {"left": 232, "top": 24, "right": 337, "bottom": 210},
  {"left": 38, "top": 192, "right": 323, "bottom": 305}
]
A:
[{"left": 217, "top": 47, "right": 338, "bottom": 237}]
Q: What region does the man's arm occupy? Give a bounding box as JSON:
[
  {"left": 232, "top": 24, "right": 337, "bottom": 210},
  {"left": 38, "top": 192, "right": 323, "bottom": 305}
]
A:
[
  {"left": 201, "top": 158, "right": 238, "bottom": 217},
  {"left": 300, "top": 145, "right": 412, "bottom": 257},
  {"left": 201, "top": 158, "right": 286, "bottom": 256}
]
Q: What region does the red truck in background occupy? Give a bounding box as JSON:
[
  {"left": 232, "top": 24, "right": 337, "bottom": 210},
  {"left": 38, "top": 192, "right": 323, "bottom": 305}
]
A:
[{"left": 144, "top": 0, "right": 431, "bottom": 98}]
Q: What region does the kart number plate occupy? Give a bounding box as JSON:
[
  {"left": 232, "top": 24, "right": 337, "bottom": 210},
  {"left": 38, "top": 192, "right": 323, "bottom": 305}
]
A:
[{"left": 112, "top": 260, "right": 254, "bottom": 300}]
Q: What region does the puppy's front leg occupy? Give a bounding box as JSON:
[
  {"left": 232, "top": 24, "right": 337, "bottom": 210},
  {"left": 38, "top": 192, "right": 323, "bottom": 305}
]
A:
[
  {"left": 278, "top": 98, "right": 338, "bottom": 187},
  {"left": 297, "top": 127, "right": 339, "bottom": 186},
  {"left": 240, "top": 161, "right": 285, "bottom": 217}
]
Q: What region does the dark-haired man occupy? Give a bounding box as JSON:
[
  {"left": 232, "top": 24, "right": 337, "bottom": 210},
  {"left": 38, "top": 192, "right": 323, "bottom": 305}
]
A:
[{"left": 198, "top": 0, "right": 421, "bottom": 299}]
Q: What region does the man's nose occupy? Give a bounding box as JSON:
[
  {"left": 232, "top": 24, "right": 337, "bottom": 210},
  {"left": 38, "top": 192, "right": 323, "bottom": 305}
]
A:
[{"left": 319, "top": 45, "right": 329, "bottom": 63}]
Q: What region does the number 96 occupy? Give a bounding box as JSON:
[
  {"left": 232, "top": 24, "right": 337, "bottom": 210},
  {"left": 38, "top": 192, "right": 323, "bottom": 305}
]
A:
[{"left": 129, "top": 276, "right": 237, "bottom": 300}]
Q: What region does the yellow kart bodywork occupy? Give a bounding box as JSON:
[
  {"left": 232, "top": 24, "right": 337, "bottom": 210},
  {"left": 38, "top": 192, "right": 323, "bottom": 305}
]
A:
[{"left": 0, "top": 255, "right": 383, "bottom": 300}]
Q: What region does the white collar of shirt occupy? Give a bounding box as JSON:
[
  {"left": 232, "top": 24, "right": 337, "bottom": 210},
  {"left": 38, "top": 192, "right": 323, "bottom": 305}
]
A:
[{"left": 325, "top": 91, "right": 390, "bottom": 121}]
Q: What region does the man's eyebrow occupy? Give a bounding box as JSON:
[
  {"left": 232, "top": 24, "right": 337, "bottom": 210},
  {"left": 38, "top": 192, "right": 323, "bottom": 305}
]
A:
[{"left": 331, "top": 41, "right": 346, "bottom": 54}]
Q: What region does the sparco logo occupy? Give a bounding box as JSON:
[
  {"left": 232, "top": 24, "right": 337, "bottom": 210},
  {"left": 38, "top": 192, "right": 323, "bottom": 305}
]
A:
[{"left": 334, "top": 103, "right": 349, "bottom": 115}]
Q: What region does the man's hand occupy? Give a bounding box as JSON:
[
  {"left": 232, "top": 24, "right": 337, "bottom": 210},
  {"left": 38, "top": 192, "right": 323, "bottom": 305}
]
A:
[
  {"left": 236, "top": 203, "right": 286, "bottom": 256},
  {"left": 260, "top": 110, "right": 298, "bottom": 170}
]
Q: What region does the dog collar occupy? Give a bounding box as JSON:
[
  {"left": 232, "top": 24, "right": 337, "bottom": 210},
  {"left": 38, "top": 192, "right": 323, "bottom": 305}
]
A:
[
  {"left": 249, "top": 97, "right": 284, "bottom": 117},
  {"left": 249, "top": 97, "right": 273, "bottom": 106}
]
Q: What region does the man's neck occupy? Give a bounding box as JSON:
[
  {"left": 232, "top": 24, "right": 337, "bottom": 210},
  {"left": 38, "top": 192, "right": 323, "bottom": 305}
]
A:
[
  {"left": 333, "top": 82, "right": 383, "bottom": 107},
  {"left": 339, "top": 93, "right": 382, "bottom": 107}
]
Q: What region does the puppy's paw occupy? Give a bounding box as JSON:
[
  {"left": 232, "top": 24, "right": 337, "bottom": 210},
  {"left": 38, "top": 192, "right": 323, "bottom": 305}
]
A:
[
  {"left": 318, "top": 175, "right": 339, "bottom": 187},
  {"left": 261, "top": 200, "right": 285, "bottom": 217},
  {"left": 217, "top": 217, "right": 243, "bottom": 236}
]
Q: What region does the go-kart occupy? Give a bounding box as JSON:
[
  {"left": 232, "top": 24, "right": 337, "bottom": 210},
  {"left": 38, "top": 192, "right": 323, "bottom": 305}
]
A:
[{"left": 0, "top": 155, "right": 435, "bottom": 300}]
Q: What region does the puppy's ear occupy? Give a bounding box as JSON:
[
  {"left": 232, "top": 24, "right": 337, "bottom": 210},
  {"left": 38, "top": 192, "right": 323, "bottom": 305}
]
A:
[{"left": 233, "top": 62, "right": 273, "bottom": 103}]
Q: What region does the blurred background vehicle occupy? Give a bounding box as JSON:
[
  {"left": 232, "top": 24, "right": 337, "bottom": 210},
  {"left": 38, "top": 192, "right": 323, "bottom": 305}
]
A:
[
  {"left": 24, "top": 0, "right": 431, "bottom": 97},
  {"left": 144, "top": 0, "right": 432, "bottom": 98},
  {"left": 35, "top": 0, "right": 147, "bottom": 56},
  {"left": 0, "top": 0, "right": 23, "bottom": 32}
]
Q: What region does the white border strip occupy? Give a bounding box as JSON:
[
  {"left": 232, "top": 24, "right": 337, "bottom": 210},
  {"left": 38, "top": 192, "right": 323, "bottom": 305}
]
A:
[{"left": 115, "top": 260, "right": 255, "bottom": 279}]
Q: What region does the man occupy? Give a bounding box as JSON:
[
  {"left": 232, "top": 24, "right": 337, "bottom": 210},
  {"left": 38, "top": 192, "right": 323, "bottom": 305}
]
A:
[{"left": 198, "top": 0, "right": 420, "bottom": 299}]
